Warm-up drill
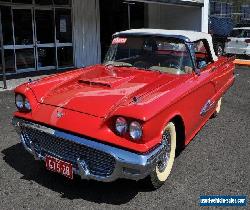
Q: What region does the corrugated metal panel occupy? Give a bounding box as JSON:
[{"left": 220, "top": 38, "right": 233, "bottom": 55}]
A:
[{"left": 72, "top": 0, "right": 101, "bottom": 68}]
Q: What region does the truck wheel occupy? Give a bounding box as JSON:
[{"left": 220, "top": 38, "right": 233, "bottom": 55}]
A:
[
  {"left": 212, "top": 98, "right": 222, "bottom": 118},
  {"left": 149, "top": 122, "right": 176, "bottom": 189}
]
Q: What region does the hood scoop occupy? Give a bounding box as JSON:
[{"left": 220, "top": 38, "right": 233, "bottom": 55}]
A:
[{"left": 78, "top": 76, "right": 133, "bottom": 88}]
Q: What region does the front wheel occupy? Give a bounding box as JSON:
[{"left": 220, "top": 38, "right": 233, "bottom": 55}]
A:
[{"left": 149, "top": 122, "right": 176, "bottom": 189}]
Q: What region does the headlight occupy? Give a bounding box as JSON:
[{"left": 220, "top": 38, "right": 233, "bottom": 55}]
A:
[
  {"left": 115, "top": 117, "right": 128, "bottom": 135},
  {"left": 24, "top": 98, "right": 31, "bottom": 111},
  {"left": 15, "top": 94, "right": 31, "bottom": 112},
  {"left": 15, "top": 94, "right": 24, "bottom": 109},
  {"left": 129, "top": 121, "right": 142, "bottom": 140}
]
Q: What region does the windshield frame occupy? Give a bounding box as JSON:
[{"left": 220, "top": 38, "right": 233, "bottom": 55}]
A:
[{"left": 104, "top": 35, "right": 196, "bottom": 75}]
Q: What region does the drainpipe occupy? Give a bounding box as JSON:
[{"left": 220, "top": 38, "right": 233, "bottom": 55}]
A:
[{"left": 0, "top": 10, "right": 7, "bottom": 89}]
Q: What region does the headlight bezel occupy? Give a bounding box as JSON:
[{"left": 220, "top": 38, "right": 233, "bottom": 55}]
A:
[
  {"left": 114, "top": 116, "right": 143, "bottom": 141},
  {"left": 15, "top": 93, "right": 32, "bottom": 112}
]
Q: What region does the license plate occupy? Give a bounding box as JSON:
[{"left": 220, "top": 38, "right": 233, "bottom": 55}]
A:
[{"left": 45, "top": 155, "right": 73, "bottom": 179}]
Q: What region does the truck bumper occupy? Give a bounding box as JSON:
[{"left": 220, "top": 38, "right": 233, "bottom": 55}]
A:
[{"left": 12, "top": 117, "right": 165, "bottom": 182}]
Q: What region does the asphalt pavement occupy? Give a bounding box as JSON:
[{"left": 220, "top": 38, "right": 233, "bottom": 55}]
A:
[{"left": 0, "top": 66, "right": 249, "bottom": 209}]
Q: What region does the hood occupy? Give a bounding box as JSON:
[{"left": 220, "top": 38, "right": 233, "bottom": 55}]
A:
[{"left": 28, "top": 65, "right": 178, "bottom": 117}]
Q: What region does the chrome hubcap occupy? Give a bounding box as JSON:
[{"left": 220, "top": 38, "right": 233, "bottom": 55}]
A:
[{"left": 157, "top": 130, "right": 171, "bottom": 173}]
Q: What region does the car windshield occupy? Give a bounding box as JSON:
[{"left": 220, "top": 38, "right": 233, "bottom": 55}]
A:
[
  {"left": 230, "top": 29, "right": 250, "bottom": 38},
  {"left": 104, "top": 36, "right": 194, "bottom": 75}
]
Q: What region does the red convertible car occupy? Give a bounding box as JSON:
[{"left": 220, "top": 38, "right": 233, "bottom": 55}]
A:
[{"left": 12, "top": 29, "right": 235, "bottom": 189}]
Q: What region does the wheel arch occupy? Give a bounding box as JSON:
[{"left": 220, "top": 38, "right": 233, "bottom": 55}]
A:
[{"left": 169, "top": 115, "right": 186, "bottom": 155}]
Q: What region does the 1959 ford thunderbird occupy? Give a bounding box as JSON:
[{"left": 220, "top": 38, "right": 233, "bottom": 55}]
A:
[{"left": 12, "top": 29, "right": 235, "bottom": 189}]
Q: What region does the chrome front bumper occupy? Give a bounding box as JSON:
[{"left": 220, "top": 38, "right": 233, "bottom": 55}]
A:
[{"left": 12, "top": 117, "right": 165, "bottom": 182}]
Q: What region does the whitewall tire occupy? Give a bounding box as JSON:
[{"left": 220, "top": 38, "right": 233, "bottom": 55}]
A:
[
  {"left": 212, "top": 98, "right": 222, "bottom": 118},
  {"left": 149, "top": 122, "right": 176, "bottom": 189}
]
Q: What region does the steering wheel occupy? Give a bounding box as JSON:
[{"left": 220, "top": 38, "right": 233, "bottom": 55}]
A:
[{"left": 134, "top": 61, "right": 150, "bottom": 69}]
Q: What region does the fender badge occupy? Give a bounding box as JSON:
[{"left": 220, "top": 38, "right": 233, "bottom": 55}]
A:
[{"left": 57, "top": 111, "right": 64, "bottom": 118}]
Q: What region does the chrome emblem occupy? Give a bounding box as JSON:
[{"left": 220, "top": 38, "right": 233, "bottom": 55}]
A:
[
  {"left": 200, "top": 100, "right": 215, "bottom": 116},
  {"left": 57, "top": 111, "right": 64, "bottom": 118}
]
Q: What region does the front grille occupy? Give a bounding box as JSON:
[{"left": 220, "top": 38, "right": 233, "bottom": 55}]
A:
[{"left": 21, "top": 126, "right": 116, "bottom": 177}]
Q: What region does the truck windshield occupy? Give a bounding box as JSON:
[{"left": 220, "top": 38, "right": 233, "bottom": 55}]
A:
[
  {"left": 104, "top": 36, "right": 194, "bottom": 75},
  {"left": 230, "top": 29, "right": 250, "bottom": 38}
]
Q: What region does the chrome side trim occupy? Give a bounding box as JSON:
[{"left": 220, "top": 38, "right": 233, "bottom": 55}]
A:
[
  {"left": 200, "top": 100, "right": 215, "bottom": 116},
  {"left": 12, "top": 117, "right": 165, "bottom": 182}
]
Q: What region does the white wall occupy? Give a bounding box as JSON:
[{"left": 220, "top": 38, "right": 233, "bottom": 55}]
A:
[
  {"left": 147, "top": 3, "right": 202, "bottom": 32},
  {"left": 72, "top": 0, "right": 101, "bottom": 68}
]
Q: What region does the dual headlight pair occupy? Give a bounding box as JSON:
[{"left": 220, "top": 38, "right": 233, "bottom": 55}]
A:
[
  {"left": 115, "top": 117, "right": 142, "bottom": 140},
  {"left": 15, "top": 94, "right": 31, "bottom": 112}
]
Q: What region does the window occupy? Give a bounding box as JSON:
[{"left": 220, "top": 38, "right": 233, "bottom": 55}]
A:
[
  {"left": 35, "top": 10, "right": 55, "bottom": 44},
  {"left": 1, "top": 6, "right": 13, "bottom": 45},
  {"left": 0, "top": 1, "right": 73, "bottom": 74},
  {"left": 55, "top": 9, "right": 72, "bottom": 43},
  {"left": 194, "top": 40, "right": 212, "bottom": 69},
  {"left": 4, "top": 50, "right": 15, "bottom": 73},
  {"left": 13, "top": 9, "right": 33, "bottom": 45},
  {"left": 37, "top": 47, "right": 56, "bottom": 68},
  {"left": 105, "top": 36, "right": 194, "bottom": 75},
  {"left": 57, "top": 46, "right": 73, "bottom": 68},
  {"left": 16, "top": 48, "right": 35, "bottom": 69}
]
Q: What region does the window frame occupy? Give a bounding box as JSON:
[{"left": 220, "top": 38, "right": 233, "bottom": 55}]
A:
[{"left": 193, "top": 39, "right": 213, "bottom": 70}]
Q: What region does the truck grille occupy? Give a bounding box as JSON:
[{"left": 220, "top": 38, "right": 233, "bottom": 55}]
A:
[{"left": 21, "top": 126, "right": 116, "bottom": 177}]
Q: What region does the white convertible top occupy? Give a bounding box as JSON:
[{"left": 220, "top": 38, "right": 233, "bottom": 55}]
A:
[{"left": 115, "top": 29, "right": 218, "bottom": 61}]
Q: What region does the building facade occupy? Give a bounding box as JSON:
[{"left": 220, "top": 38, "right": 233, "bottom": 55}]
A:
[
  {"left": 210, "top": 0, "right": 250, "bottom": 25},
  {"left": 0, "top": 0, "right": 208, "bottom": 75}
]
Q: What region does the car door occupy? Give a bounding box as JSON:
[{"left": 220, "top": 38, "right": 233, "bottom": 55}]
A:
[
  {"left": 208, "top": 56, "right": 235, "bottom": 100},
  {"left": 187, "top": 40, "right": 217, "bottom": 135}
]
